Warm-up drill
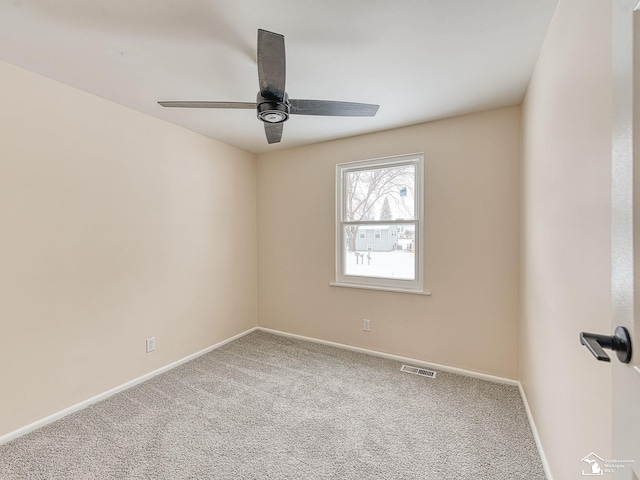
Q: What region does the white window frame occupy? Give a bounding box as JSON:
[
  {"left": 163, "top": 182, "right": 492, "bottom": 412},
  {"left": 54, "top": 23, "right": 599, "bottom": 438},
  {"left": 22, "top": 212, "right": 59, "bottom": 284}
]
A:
[{"left": 332, "top": 153, "right": 426, "bottom": 294}]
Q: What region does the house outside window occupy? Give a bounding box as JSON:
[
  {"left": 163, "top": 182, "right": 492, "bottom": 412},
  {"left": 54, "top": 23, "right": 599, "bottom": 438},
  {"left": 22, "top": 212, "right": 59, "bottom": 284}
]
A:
[{"left": 333, "top": 153, "right": 424, "bottom": 294}]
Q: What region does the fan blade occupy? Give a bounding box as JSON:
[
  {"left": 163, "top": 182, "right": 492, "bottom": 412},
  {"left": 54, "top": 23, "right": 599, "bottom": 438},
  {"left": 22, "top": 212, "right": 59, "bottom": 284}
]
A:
[
  {"left": 264, "top": 123, "right": 283, "bottom": 144},
  {"left": 289, "top": 99, "right": 379, "bottom": 117},
  {"left": 158, "top": 101, "right": 257, "bottom": 109},
  {"left": 257, "top": 29, "right": 286, "bottom": 101}
]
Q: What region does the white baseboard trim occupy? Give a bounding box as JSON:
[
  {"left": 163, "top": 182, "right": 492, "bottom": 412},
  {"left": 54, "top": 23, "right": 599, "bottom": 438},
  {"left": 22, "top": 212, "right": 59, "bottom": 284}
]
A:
[
  {"left": 518, "top": 383, "right": 553, "bottom": 480},
  {"left": 0, "top": 327, "right": 258, "bottom": 446},
  {"left": 257, "top": 327, "right": 520, "bottom": 386}
]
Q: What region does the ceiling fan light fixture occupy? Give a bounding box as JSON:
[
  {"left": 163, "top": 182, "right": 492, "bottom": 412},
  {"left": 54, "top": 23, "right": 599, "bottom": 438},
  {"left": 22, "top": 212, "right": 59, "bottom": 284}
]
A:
[
  {"left": 261, "top": 111, "right": 287, "bottom": 123},
  {"left": 159, "top": 29, "right": 379, "bottom": 144},
  {"left": 257, "top": 100, "right": 290, "bottom": 123}
]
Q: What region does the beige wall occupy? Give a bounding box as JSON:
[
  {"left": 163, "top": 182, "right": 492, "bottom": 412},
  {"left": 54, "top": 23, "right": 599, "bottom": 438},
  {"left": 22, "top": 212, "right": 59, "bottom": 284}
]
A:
[
  {"left": 0, "top": 60, "right": 258, "bottom": 437},
  {"left": 520, "top": 0, "right": 613, "bottom": 477},
  {"left": 257, "top": 106, "right": 521, "bottom": 379},
  {"left": 1, "top": 4, "right": 615, "bottom": 474}
]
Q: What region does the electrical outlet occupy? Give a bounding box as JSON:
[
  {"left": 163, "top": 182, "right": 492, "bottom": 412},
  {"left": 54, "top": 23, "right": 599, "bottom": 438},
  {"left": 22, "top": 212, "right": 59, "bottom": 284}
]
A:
[
  {"left": 363, "top": 318, "right": 371, "bottom": 332},
  {"left": 146, "top": 336, "right": 155, "bottom": 353}
]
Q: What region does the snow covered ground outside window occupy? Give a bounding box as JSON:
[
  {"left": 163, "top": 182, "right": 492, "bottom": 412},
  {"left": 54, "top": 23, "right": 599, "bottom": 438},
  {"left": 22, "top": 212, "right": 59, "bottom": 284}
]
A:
[{"left": 344, "top": 249, "right": 415, "bottom": 280}]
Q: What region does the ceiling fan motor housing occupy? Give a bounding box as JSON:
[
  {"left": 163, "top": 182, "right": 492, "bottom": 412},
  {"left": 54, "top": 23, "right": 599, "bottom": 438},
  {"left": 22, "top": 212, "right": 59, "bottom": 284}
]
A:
[{"left": 256, "top": 93, "right": 290, "bottom": 123}]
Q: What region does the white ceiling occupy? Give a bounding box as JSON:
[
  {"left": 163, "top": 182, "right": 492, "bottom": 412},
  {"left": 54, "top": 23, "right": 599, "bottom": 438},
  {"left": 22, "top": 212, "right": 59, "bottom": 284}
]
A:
[{"left": 0, "top": 0, "right": 558, "bottom": 154}]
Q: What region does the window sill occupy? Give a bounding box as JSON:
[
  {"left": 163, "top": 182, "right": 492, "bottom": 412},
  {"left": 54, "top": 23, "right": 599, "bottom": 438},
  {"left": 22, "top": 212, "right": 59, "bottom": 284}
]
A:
[{"left": 329, "top": 282, "right": 432, "bottom": 296}]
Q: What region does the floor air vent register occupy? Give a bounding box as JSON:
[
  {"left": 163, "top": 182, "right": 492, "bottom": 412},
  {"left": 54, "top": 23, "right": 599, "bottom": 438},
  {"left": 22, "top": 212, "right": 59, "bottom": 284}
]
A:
[{"left": 400, "top": 365, "right": 437, "bottom": 378}]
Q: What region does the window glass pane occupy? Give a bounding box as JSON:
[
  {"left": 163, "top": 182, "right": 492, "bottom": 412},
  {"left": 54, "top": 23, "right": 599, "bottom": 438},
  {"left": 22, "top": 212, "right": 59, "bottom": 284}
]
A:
[
  {"left": 343, "top": 224, "right": 415, "bottom": 280},
  {"left": 344, "top": 164, "right": 415, "bottom": 221}
]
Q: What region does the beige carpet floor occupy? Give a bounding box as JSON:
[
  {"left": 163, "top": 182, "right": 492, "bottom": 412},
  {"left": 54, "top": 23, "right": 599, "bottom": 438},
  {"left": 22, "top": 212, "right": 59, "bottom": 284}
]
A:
[{"left": 0, "top": 331, "right": 545, "bottom": 479}]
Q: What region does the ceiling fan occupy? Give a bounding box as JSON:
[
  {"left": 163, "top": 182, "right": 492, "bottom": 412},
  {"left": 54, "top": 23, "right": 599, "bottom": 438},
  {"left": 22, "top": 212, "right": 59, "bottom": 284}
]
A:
[{"left": 158, "top": 29, "right": 379, "bottom": 145}]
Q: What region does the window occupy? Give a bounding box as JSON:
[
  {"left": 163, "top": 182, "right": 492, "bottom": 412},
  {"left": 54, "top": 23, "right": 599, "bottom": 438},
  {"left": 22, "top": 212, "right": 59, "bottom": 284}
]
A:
[{"left": 334, "top": 153, "right": 424, "bottom": 294}]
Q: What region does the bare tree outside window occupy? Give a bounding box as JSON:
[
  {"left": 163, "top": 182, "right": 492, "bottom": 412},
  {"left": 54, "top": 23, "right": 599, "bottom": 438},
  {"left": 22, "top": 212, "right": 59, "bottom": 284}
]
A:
[{"left": 344, "top": 165, "right": 415, "bottom": 252}]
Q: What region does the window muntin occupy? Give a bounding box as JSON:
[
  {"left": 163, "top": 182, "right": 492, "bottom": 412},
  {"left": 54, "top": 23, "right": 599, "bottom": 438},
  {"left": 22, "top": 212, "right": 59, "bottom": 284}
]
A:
[{"left": 335, "top": 153, "right": 424, "bottom": 293}]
